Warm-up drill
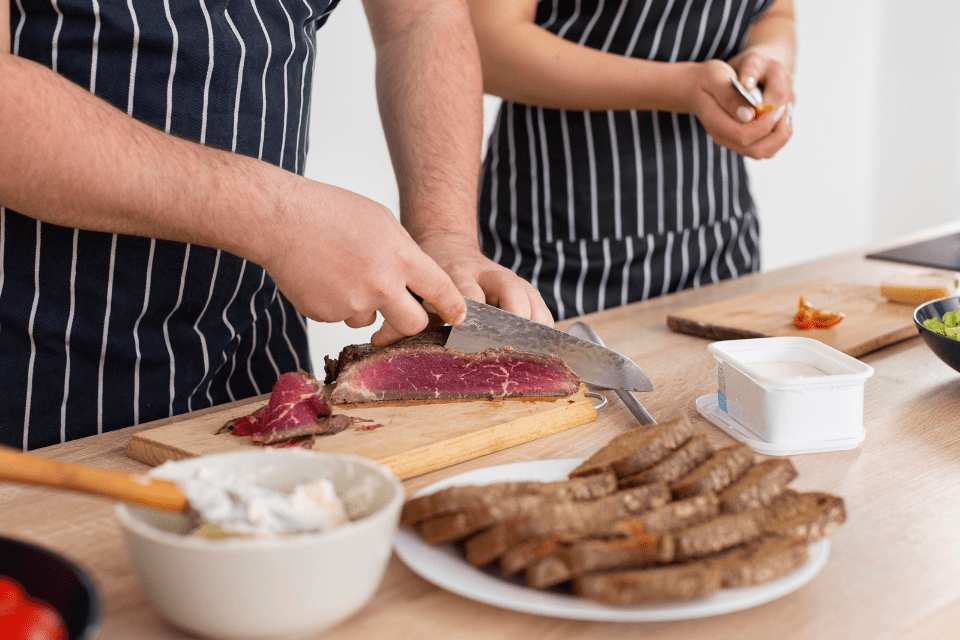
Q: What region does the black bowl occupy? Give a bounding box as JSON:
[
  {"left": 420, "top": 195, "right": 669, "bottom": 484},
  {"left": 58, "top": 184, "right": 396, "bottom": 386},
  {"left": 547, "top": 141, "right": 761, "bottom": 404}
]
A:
[
  {"left": 914, "top": 296, "right": 960, "bottom": 375},
  {"left": 0, "top": 537, "right": 102, "bottom": 639}
]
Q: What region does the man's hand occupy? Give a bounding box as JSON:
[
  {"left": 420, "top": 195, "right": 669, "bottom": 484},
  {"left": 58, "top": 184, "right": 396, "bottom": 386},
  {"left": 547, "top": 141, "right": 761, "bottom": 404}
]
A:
[
  {"left": 262, "top": 178, "right": 466, "bottom": 345},
  {"left": 687, "top": 59, "right": 793, "bottom": 160}
]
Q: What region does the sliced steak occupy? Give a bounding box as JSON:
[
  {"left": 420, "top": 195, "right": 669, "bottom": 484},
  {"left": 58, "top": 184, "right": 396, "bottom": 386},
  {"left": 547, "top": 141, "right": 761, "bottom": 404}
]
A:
[{"left": 326, "top": 327, "right": 580, "bottom": 404}]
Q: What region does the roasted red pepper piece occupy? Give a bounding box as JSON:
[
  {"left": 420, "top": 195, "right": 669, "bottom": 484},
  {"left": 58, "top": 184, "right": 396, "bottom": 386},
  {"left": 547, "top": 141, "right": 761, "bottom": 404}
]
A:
[
  {"left": 793, "top": 295, "right": 845, "bottom": 329},
  {"left": 794, "top": 307, "right": 815, "bottom": 329},
  {"left": 812, "top": 310, "right": 845, "bottom": 328}
]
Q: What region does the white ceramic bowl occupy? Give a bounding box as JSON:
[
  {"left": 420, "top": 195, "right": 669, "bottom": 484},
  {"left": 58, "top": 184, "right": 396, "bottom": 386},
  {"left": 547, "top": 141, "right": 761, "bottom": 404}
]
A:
[{"left": 115, "top": 449, "right": 403, "bottom": 640}]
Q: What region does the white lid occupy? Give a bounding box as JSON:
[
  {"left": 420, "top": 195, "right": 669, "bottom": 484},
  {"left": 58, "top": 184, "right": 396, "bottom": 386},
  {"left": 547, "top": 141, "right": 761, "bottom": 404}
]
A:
[
  {"left": 707, "top": 337, "right": 874, "bottom": 390},
  {"left": 695, "top": 394, "right": 865, "bottom": 456}
]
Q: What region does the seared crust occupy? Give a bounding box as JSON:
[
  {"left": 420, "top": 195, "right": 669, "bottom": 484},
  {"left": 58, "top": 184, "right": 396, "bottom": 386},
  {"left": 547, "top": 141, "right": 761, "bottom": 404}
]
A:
[
  {"left": 671, "top": 443, "right": 755, "bottom": 499},
  {"left": 635, "top": 493, "right": 721, "bottom": 533},
  {"left": 718, "top": 458, "right": 798, "bottom": 514},
  {"left": 569, "top": 416, "right": 695, "bottom": 478}
]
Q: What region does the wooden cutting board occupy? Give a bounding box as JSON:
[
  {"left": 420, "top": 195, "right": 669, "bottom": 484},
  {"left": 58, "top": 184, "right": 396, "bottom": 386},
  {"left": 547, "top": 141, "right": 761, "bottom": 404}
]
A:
[
  {"left": 666, "top": 279, "right": 920, "bottom": 357},
  {"left": 126, "top": 388, "right": 597, "bottom": 479}
]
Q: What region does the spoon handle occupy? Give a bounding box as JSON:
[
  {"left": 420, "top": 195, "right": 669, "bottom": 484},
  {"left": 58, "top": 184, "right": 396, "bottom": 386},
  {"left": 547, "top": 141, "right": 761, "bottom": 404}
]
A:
[{"left": 0, "top": 446, "right": 188, "bottom": 512}]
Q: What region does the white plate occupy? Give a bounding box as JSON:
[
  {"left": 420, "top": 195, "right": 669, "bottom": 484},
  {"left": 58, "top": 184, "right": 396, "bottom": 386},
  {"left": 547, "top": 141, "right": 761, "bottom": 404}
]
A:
[{"left": 393, "top": 459, "right": 831, "bottom": 622}]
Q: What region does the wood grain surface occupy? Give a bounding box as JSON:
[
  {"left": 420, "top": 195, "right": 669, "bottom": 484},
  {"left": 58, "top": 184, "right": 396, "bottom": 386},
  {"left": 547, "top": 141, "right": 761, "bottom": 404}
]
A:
[
  {"left": 126, "top": 388, "right": 598, "bottom": 479},
  {"left": 3, "top": 224, "right": 960, "bottom": 640},
  {"left": 666, "top": 279, "right": 921, "bottom": 357}
]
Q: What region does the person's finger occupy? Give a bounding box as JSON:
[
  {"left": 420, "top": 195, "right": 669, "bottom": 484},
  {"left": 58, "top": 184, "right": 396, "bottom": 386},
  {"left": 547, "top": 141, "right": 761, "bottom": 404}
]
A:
[
  {"left": 408, "top": 262, "right": 467, "bottom": 326},
  {"left": 370, "top": 292, "right": 431, "bottom": 346},
  {"left": 527, "top": 289, "right": 555, "bottom": 326},
  {"left": 370, "top": 321, "right": 406, "bottom": 347},
  {"left": 737, "top": 55, "right": 766, "bottom": 92},
  {"left": 343, "top": 310, "right": 378, "bottom": 329},
  {"left": 743, "top": 113, "right": 793, "bottom": 159}
]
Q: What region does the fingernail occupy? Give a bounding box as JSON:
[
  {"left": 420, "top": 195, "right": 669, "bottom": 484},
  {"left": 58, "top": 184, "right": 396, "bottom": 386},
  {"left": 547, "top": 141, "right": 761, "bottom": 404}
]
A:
[
  {"left": 772, "top": 105, "right": 786, "bottom": 122},
  {"left": 452, "top": 311, "right": 466, "bottom": 325},
  {"left": 736, "top": 106, "right": 755, "bottom": 123},
  {"left": 745, "top": 76, "right": 757, "bottom": 90}
]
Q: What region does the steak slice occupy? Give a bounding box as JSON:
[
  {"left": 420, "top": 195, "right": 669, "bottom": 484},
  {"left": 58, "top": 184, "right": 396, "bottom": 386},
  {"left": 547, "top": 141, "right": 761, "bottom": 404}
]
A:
[
  {"left": 217, "top": 370, "right": 366, "bottom": 446},
  {"left": 326, "top": 327, "right": 580, "bottom": 404}
]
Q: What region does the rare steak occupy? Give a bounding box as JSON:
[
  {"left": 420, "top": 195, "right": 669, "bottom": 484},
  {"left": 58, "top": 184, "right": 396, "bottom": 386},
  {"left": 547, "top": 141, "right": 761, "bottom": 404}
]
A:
[
  {"left": 324, "top": 327, "right": 580, "bottom": 405},
  {"left": 218, "top": 370, "right": 366, "bottom": 446}
]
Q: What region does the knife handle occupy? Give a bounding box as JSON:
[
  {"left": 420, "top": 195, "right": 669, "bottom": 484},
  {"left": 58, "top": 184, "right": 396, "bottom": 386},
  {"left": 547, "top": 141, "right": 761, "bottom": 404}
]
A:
[{"left": 566, "top": 322, "right": 657, "bottom": 426}]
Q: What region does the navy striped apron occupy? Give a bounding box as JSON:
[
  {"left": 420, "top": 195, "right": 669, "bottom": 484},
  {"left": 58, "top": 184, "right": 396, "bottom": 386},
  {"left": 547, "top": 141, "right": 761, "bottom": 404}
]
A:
[
  {"left": 3, "top": 0, "right": 339, "bottom": 449},
  {"left": 478, "top": 0, "right": 774, "bottom": 321}
]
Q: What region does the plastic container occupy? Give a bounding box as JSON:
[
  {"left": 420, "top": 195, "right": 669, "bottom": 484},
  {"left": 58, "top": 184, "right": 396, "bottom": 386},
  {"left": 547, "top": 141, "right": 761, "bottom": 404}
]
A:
[{"left": 699, "top": 337, "right": 874, "bottom": 455}]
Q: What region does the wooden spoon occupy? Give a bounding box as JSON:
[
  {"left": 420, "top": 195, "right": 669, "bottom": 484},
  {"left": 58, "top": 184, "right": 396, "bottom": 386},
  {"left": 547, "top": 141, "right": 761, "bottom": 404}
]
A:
[{"left": 0, "top": 445, "right": 188, "bottom": 512}]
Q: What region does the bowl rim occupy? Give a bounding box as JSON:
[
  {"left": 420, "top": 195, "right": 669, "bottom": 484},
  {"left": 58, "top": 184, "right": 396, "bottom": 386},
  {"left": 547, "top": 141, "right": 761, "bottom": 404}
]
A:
[
  {"left": 0, "top": 535, "right": 103, "bottom": 639},
  {"left": 115, "top": 450, "right": 404, "bottom": 549},
  {"left": 913, "top": 295, "right": 960, "bottom": 342}
]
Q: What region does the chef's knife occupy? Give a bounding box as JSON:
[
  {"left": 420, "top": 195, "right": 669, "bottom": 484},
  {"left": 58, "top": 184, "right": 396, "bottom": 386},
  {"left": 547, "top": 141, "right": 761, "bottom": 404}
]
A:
[
  {"left": 444, "top": 297, "right": 653, "bottom": 392},
  {"left": 566, "top": 321, "right": 657, "bottom": 425}
]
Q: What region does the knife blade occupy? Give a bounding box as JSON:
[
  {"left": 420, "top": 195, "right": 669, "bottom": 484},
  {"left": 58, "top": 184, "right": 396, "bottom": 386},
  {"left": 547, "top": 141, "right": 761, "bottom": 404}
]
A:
[
  {"left": 566, "top": 321, "right": 657, "bottom": 425},
  {"left": 444, "top": 297, "right": 653, "bottom": 392}
]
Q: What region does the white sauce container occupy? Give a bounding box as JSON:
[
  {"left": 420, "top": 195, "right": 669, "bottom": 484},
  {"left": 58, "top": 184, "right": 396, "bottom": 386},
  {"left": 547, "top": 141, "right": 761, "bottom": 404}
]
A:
[{"left": 706, "top": 337, "right": 874, "bottom": 447}]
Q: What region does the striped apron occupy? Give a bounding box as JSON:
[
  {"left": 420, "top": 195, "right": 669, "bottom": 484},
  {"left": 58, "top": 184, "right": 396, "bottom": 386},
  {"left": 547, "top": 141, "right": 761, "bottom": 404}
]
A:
[
  {"left": 479, "top": 0, "right": 775, "bottom": 321},
  {"left": 3, "top": 0, "right": 339, "bottom": 449}
]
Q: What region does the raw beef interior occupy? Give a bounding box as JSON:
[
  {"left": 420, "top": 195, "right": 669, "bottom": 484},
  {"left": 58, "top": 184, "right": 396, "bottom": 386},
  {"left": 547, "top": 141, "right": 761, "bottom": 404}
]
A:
[
  {"left": 325, "top": 327, "right": 580, "bottom": 404},
  {"left": 218, "top": 370, "right": 366, "bottom": 447}
]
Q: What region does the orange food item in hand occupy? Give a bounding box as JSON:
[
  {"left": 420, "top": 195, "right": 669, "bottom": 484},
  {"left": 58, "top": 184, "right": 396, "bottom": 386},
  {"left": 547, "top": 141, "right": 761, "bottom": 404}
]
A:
[{"left": 755, "top": 103, "right": 776, "bottom": 116}]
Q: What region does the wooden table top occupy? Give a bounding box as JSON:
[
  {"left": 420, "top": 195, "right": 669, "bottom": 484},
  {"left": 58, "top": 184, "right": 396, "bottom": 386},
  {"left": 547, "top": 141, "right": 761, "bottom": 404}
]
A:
[{"left": 3, "top": 227, "right": 960, "bottom": 640}]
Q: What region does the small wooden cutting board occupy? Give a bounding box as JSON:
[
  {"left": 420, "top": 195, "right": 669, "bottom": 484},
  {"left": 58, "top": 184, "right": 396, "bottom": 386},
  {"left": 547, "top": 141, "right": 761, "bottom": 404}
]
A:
[
  {"left": 126, "top": 388, "right": 598, "bottom": 479},
  {"left": 666, "top": 280, "right": 919, "bottom": 357}
]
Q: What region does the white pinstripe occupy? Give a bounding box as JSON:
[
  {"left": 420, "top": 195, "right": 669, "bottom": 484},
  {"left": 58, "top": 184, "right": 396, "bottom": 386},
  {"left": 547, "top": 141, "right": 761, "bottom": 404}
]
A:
[
  {"left": 640, "top": 233, "right": 654, "bottom": 300},
  {"left": 131, "top": 239, "right": 154, "bottom": 425},
  {"left": 620, "top": 235, "right": 634, "bottom": 307},
  {"left": 23, "top": 222, "right": 42, "bottom": 448},
  {"left": 96, "top": 233, "right": 118, "bottom": 434},
  {"left": 574, "top": 239, "right": 589, "bottom": 317},
  {"left": 660, "top": 229, "right": 674, "bottom": 297},
  {"left": 164, "top": 246, "right": 191, "bottom": 413},
  {"left": 125, "top": 0, "right": 140, "bottom": 116},
  {"left": 198, "top": 0, "right": 215, "bottom": 145},
  {"left": 276, "top": 0, "right": 297, "bottom": 167},
  {"left": 597, "top": 237, "right": 612, "bottom": 311},
  {"left": 89, "top": 0, "right": 101, "bottom": 94},
  {"left": 524, "top": 107, "right": 543, "bottom": 292},
  {"left": 12, "top": 0, "right": 25, "bottom": 54},
  {"left": 162, "top": 0, "right": 179, "bottom": 135},
  {"left": 294, "top": 0, "right": 318, "bottom": 174},
  {"left": 188, "top": 250, "right": 221, "bottom": 411},
  {"left": 487, "top": 115, "right": 503, "bottom": 263},
  {"left": 250, "top": 0, "right": 274, "bottom": 161},
  {"left": 50, "top": 1, "right": 63, "bottom": 72},
  {"left": 506, "top": 103, "right": 522, "bottom": 272},
  {"left": 245, "top": 270, "right": 268, "bottom": 395},
  {"left": 552, "top": 239, "right": 566, "bottom": 320}
]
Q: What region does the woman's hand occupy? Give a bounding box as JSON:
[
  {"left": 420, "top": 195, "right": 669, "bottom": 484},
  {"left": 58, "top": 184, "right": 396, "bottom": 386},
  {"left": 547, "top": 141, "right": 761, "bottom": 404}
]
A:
[{"left": 686, "top": 57, "right": 793, "bottom": 160}]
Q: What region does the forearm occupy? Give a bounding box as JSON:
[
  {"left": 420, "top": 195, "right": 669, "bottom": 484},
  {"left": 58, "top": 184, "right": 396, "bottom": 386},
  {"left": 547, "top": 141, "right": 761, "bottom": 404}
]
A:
[
  {"left": 0, "top": 53, "right": 290, "bottom": 266},
  {"left": 469, "top": 2, "right": 697, "bottom": 113},
  {"left": 365, "top": 0, "right": 484, "bottom": 245},
  {"left": 741, "top": 0, "right": 795, "bottom": 71}
]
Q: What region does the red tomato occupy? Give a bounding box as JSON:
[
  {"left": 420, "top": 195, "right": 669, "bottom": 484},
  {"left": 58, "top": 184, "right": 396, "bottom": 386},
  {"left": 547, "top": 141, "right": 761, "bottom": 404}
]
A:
[
  {"left": 0, "top": 600, "right": 68, "bottom": 640},
  {"left": 0, "top": 577, "right": 24, "bottom": 617}
]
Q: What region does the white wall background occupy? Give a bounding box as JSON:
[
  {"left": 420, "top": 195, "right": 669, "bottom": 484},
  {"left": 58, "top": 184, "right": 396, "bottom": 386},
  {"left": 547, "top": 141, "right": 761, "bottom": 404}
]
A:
[{"left": 303, "top": 0, "right": 960, "bottom": 367}]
